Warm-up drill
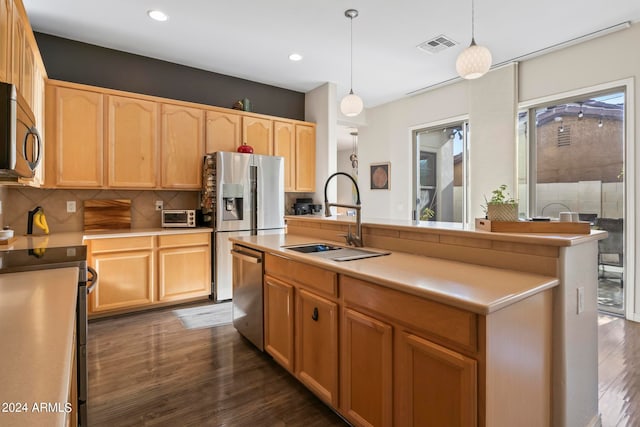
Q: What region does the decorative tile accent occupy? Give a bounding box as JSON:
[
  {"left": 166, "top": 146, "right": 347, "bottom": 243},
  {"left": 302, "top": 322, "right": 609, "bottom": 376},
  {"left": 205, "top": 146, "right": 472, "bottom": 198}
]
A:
[{"left": 6, "top": 188, "right": 199, "bottom": 233}]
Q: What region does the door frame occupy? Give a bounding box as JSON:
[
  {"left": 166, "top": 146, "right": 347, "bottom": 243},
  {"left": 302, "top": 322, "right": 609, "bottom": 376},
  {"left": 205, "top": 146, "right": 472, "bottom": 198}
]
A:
[{"left": 519, "top": 78, "right": 636, "bottom": 321}]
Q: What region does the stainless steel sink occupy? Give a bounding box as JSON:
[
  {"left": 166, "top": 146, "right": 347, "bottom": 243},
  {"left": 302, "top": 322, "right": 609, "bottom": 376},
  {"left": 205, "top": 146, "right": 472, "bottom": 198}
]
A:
[{"left": 282, "top": 243, "right": 390, "bottom": 262}]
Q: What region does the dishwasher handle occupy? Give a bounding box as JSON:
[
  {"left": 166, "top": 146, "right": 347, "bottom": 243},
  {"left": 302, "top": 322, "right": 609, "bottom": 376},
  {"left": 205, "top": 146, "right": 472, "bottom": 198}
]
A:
[{"left": 231, "top": 249, "right": 262, "bottom": 264}]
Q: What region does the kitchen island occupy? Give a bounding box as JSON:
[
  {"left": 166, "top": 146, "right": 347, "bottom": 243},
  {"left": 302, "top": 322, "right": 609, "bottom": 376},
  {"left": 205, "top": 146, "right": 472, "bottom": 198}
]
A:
[{"left": 232, "top": 216, "right": 606, "bottom": 427}]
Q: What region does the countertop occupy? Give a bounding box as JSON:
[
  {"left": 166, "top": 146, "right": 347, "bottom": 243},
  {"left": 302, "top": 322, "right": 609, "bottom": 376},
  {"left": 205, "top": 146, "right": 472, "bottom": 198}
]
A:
[
  {"left": 285, "top": 215, "right": 606, "bottom": 246},
  {"left": 0, "top": 228, "right": 214, "bottom": 251},
  {"left": 0, "top": 267, "right": 79, "bottom": 427},
  {"left": 231, "top": 233, "right": 559, "bottom": 315}
]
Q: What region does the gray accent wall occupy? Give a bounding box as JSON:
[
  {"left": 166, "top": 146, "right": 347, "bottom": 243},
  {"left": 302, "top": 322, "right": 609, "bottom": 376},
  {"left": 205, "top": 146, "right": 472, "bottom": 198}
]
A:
[{"left": 34, "top": 32, "right": 305, "bottom": 120}]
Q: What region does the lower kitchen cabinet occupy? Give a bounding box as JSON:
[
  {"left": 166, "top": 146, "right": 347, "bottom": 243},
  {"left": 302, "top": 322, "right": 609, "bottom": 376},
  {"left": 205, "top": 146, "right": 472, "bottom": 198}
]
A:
[
  {"left": 396, "top": 332, "right": 477, "bottom": 427},
  {"left": 341, "top": 308, "right": 393, "bottom": 427},
  {"left": 157, "top": 233, "right": 211, "bottom": 302},
  {"left": 88, "top": 232, "right": 211, "bottom": 316},
  {"left": 90, "top": 247, "right": 154, "bottom": 313},
  {"left": 264, "top": 275, "right": 295, "bottom": 372},
  {"left": 296, "top": 288, "right": 339, "bottom": 407}
]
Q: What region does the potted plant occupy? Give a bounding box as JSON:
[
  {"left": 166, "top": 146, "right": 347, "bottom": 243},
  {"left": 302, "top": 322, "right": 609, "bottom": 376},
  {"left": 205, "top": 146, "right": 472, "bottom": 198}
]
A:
[{"left": 483, "top": 184, "right": 518, "bottom": 221}]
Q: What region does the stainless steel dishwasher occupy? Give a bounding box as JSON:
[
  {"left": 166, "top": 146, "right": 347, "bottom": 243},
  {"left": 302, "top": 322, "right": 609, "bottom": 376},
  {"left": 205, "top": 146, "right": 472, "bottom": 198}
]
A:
[{"left": 231, "top": 243, "right": 264, "bottom": 350}]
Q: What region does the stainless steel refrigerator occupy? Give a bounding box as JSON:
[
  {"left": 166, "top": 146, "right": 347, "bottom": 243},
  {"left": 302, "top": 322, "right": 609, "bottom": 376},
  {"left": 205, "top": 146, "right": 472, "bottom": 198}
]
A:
[{"left": 201, "top": 151, "right": 285, "bottom": 301}]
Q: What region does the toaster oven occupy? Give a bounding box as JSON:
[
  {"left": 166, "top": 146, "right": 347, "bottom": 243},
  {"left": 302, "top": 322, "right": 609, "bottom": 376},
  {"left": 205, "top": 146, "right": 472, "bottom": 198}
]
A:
[{"left": 161, "top": 209, "right": 196, "bottom": 227}]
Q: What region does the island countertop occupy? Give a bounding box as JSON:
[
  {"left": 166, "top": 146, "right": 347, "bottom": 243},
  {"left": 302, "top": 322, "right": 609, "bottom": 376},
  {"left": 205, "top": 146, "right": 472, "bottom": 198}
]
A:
[
  {"left": 0, "top": 267, "right": 79, "bottom": 427},
  {"left": 230, "top": 233, "right": 559, "bottom": 315}
]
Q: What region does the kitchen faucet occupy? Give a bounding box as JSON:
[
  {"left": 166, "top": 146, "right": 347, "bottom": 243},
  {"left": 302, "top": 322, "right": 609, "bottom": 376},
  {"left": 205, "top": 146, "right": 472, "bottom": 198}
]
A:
[{"left": 323, "top": 172, "right": 363, "bottom": 247}]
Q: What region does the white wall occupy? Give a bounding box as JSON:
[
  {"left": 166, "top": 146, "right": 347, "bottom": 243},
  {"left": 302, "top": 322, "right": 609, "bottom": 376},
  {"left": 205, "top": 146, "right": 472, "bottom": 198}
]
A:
[{"left": 337, "top": 149, "right": 357, "bottom": 207}]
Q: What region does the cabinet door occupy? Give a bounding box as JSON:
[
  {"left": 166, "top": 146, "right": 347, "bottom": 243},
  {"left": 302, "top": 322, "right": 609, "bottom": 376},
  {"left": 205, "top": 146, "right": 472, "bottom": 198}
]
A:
[
  {"left": 11, "top": 4, "right": 23, "bottom": 90},
  {"left": 295, "top": 124, "right": 316, "bottom": 192},
  {"left": 342, "top": 308, "right": 393, "bottom": 427},
  {"left": 296, "top": 288, "right": 338, "bottom": 406},
  {"left": 264, "top": 275, "right": 295, "bottom": 372},
  {"left": 21, "top": 39, "right": 34, "bottom": 108},
  {"left": 158, "top": 245, "right": 211, "bottom": 302},
  {"left": 46, "top": 85, "right": 104, "bottom": 187},
  {"left": 242, "top": 116, "right": 272, "bottom": 155},
  {"left": 274, "top": 121, "right": 295, "bottom": 192},
  {"left": 0, "top": 0, "right": 11, "bottom": 84},
  {"left": 396, "top": 332, "right": 477, "bottom": 427},
  {"left": 205, "top": 110, "right": 241, "bottom": 153},
  {"left": 161, "top": 104, "right": 204, "bottom": 189},
  {"left": 107, "top": 95, "right": 158, "bottom": 188},
  {"left": 90, "top": 250, "right": 154, "bottom": 313}
]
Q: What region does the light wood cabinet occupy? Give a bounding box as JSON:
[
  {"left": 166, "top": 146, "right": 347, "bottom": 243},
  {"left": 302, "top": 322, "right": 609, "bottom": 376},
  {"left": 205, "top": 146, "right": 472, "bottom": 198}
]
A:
[
  {"left": 396, "top": 332, "right": 477, "bottom": 427},
  {"left": 20, "top": 36, "right": 33, "bottom": 106},
  {"left": 88, "top": 232, "right": 211, "bottom": 317},
  {"left": 205, "top": 110, "right": 241, "bottom": 153},
  {"left": 0, "top": 0, "right": 11, "bottom": 83},
  {"left": 157, "top": 233, "right": 211, "bottom": 302},
  {"left": 242, "top": 116, "right": 272, "bottom": 155},
  {"left": 89, "top": 236, "right": 155, "bottom": 314},
  {"left": 45, "top": 85, "right": 104, "bottom": 187},
  {"left": 107, "top": 95, "right": 158, "bottom": 188},
  {"left": 296, "top": 288, "right": 339, "bottom": 407},
  {"left": 264, "top": 275, "right": 295, "bottom": 372},
  {"left": 295, "top": 124, "right": 316, "bottom": 192},
  {"left": 10, "top": 2, "right": 23, "bottom": 91},
  {"left": 341, "top": 308, "right": 393, "bottom": 427},
  {"left": 274, "top": 121, "right": 295, "bottom": 191},
  {"left": 161, "top": 103, "right": 204, "bottom": 189}
]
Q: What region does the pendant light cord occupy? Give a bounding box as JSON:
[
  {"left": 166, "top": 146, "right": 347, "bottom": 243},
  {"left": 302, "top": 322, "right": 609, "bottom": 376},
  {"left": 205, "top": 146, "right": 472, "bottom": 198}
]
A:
[
  {"left": 349, "top": 14, "right": 354, "bottom": 93},
  {"left": 471, "top": 0, "right": 476, "bottom": 43}
]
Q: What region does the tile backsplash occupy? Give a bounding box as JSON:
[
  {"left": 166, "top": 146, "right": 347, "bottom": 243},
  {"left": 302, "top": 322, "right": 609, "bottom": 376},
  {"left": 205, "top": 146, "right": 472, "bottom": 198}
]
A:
[{"left": 5, "top": 188, "right": 199, "bottom": 234}]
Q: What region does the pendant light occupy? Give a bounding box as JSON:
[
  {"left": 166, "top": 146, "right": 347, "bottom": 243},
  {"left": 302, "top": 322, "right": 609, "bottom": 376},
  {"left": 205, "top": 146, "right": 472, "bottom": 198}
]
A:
[
  {"left": 456, "top": 0, "right": 492, "bottom": 80},
  {"left": 340, "top": 9, "right": 364, "bottom": 117}
]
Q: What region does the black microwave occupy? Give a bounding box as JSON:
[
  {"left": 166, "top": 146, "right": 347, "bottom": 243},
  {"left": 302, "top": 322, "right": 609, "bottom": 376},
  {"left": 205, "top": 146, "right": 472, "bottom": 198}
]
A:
[{"left": 0, "top": 82, "right": 42, "bottom": 179}]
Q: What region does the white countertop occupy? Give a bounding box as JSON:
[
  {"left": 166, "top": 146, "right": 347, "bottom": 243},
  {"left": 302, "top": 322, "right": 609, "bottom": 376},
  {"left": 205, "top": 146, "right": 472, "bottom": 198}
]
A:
[
  {"left": 231, "top": 233, "right": 559, "bottom": 315},
  {"left": 0, "top": 268, "right": 79, "bottom": 427}
]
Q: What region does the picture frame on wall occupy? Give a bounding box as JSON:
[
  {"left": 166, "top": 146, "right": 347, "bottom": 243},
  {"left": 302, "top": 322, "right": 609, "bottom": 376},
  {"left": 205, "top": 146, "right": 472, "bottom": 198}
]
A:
[{"left": 370, "top": 162, "right": 390, "bottom": 190}]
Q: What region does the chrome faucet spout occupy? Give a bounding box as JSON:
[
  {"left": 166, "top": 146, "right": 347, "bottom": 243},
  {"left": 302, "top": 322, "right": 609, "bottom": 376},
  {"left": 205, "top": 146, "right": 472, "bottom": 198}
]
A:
[{"left": 323, "top": 172, "right": 363, "bottom": 247}]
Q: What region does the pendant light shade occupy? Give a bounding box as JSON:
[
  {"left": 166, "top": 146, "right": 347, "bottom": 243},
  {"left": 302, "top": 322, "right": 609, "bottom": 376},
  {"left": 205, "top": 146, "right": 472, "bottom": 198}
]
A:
[
  {"left": 456, "top": 40, "right": 492, "bottom": 79},
  {"left": 340, "top": 9, "right": 363, "bottom": 117},
  {"left": 341, "top": 90, "right": 364, "bottom": 117},
  {"left": 456, "top": 0, "right": 492, "bottom": 80}
]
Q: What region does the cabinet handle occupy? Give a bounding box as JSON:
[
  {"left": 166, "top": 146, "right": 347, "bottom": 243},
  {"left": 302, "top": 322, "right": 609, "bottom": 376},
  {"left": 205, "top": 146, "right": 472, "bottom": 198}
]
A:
[{"left": 312, "top": 307, "right": 319, "bottom": 321}]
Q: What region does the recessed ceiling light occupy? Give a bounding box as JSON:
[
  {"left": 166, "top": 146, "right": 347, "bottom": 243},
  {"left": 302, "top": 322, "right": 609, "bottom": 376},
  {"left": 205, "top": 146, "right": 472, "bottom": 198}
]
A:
[
  {"left": 147, "top": 10, "right": 168, "bottom": 22},
  {"left": 288, "top": 53, "right": 303, "bottom": 62}
]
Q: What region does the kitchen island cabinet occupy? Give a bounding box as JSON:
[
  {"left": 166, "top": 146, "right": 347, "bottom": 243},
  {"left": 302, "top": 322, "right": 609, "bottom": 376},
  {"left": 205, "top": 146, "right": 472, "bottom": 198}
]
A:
[
  {"left": 264, "top": 275, "right": 295, "bottom": 372},
  {"left": 233, "top": 232, "right": 563, "bottom": 427}
]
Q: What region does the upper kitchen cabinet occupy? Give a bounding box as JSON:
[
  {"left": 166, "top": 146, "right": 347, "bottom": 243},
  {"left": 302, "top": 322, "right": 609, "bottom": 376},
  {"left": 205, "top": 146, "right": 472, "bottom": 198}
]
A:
[
  {"left": 107, "top": 95, "right": 158, "bottom": 188},
  {"left": 242, "top": 116, "right": 273, "bottom": 155},
  {"left": 10, "top": 0, "right": 23, "bottom": 92},
  {"left": 295, "top": 124, "right": 315, "bottom": 192},
  {"left": 0, "top": 0, "right": 12, "bottom": 83},
  {"left": 205, "top": 110, "right": 241, "bottom": 153},
  {"left": 161, "top": 104, "right": 204, "bottom": 189},
  {"left": 274, "top": 121, "right": 316, "bottom": 192},
  {"left": 45, "top": 84, "right": 104, "bottom": 188},
  {"left": 274, "top": 121, "right": 295, "bottom": 191}
]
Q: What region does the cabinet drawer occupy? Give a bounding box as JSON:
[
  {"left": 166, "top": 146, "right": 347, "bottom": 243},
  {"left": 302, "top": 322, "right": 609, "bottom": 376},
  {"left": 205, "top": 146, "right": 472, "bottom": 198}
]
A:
[
  {"left": 158, "top": 232, "right": 210, "bottom": 248},
  {"left": 89, "top": 236, "right": 154, "bottom": 253},
  {"left": 265, "top": 253, "right": 337, "bottom": 297},
  {"left": 341, "top": 275, "right": 478, "bottom": 352}
]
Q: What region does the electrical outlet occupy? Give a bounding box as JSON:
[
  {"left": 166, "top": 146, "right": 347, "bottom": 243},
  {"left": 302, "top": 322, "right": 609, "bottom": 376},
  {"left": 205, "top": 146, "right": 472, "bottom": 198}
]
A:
[
  {"left": 67, "top": 201, "right": 76, "bottom": 213},
  {"left": 577, "top": 287, "right": 585, "bottom": 314},
  {"left": 155, "top": 200, "right": 163, "bottom": 211}
]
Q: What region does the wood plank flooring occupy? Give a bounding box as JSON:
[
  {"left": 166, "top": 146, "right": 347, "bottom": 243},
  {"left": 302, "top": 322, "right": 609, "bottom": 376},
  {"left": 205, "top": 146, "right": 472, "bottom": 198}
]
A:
[
  {"left": 87, "top": 304, "right": 347, "bottom": 426},
  {"left": 88, "top": 305, "right": 640, "bottom": 427}
]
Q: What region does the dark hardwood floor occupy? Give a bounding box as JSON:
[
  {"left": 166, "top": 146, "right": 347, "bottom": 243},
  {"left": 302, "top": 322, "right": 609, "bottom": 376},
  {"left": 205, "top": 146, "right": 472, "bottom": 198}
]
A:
[
  {"left": 87, "top": 305, "right": 348, "bottom": 427},
  {"left": 88, "top": 305, "right": 640, "bottom": 427}
]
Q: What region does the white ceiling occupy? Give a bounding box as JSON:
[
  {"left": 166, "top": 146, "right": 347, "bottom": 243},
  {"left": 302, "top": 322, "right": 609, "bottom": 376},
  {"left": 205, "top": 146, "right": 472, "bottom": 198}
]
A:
[{"left": 22, "top": 0, "right": 640, "bottom": 149}]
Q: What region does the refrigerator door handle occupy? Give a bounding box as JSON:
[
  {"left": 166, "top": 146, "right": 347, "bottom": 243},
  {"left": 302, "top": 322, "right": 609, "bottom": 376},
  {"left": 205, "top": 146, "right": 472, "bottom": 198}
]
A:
[{"left": 231, "top": 249, "right": 262, "bottom": 264}]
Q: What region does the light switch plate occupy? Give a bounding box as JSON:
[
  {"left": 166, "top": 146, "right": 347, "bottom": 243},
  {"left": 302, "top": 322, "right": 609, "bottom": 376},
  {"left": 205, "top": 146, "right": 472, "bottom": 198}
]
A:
[
  {"left": 577, "top": 287, "right": 585, "bottom": 314},
  {"left": 67, "top": 201, "right": 76, "bottom": 213},
  {"left": 155, "top": 200, "right": 163, "bottom": 211}
]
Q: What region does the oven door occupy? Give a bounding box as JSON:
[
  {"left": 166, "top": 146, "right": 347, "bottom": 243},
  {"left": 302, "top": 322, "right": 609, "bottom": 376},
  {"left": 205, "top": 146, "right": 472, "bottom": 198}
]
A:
[{"left": 78, "top": 265, "right": 97, "bottom": 427}]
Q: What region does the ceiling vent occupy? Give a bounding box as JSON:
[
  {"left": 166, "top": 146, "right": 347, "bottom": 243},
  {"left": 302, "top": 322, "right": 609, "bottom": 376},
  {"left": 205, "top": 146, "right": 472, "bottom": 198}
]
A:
[{"left": 417, "top": 35, "right": 458, "bottom": 54}]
